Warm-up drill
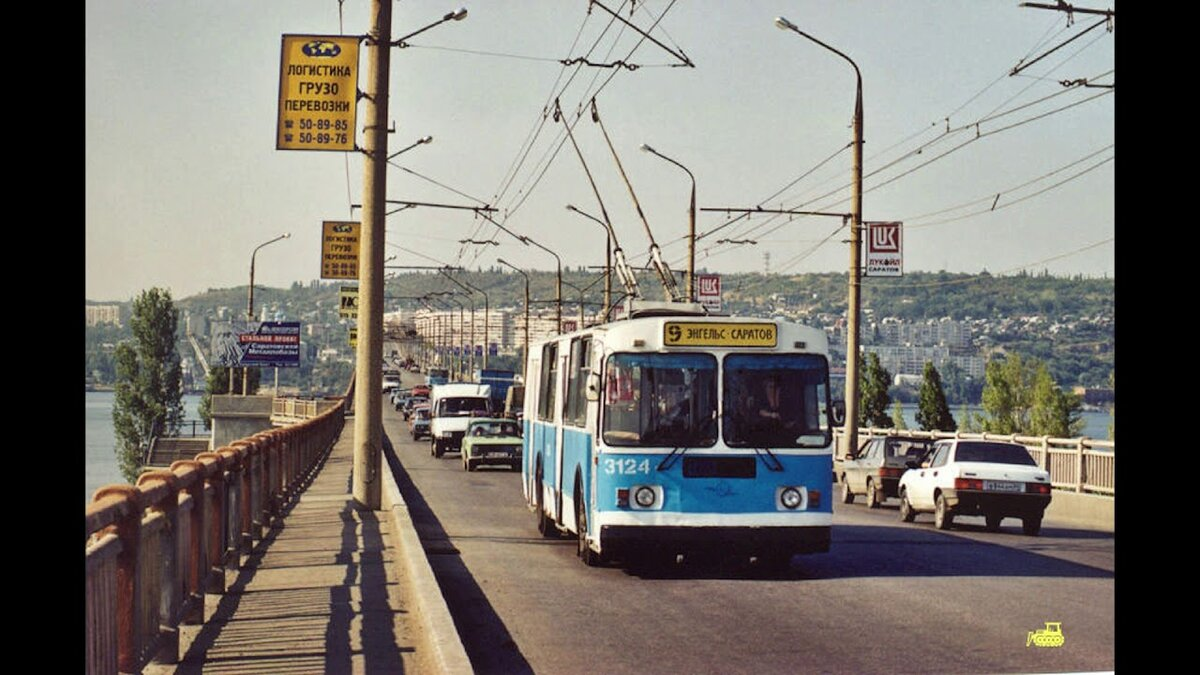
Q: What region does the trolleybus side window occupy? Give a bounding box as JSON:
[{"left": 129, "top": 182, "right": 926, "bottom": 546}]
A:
[
  {"left": 723, "top": 353, "right": 831, "bottom": 448},
  {"left": 537, "top": 342, "right": 558, "bottom": 422},
  {"left": 564, "top": 336, "right": 592, "bottom": 427},
  {"left": 601, "top": 352, "right": 717, "bottom": 447}
]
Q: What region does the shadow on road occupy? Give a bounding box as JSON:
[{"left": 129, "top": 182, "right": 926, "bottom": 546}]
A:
[
  {"left": 383, "top": 432, "right": 534, "bottom": 675},
  {"left": 621, "top": 523, "right": 1112, "bottom": 581}
]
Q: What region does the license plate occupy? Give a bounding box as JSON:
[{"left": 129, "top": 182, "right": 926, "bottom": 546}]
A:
[
  {"left": 486, "top": 452, "right": 511, "bottom": 459},
  {"left": 983, "top": 480, "right": 1022, "bottom": 492}
]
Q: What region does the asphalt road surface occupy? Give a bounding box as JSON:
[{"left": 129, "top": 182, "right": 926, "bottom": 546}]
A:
[{"left": 381, "top": 387, "right": 1113, "bottom": 675}]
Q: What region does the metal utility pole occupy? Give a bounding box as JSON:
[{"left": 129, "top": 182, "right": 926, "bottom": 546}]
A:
[{"left": 353, "top": 0, "right": 392, "bottom": 510}]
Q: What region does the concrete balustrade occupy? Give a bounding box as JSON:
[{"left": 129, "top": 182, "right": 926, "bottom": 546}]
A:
[{"left": 85, "top": 384, "right": 352, "bottom": 675}]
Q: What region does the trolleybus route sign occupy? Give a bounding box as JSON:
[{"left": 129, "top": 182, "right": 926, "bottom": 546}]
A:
[{"left": 663, "top": 322, "right": 776, "bottom": 347}]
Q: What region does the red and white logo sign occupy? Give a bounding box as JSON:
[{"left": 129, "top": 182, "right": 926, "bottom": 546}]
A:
[
  {"left": 866, "top": 221, "right": 903, "bottom": 277},
  {"left": 697, "top": 274, "right": 722, "bottom": 311}
]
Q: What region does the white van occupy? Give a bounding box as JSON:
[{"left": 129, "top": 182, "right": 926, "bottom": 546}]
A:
[{"left": 429, "top": 383, "right": 492, "bottom": 457}]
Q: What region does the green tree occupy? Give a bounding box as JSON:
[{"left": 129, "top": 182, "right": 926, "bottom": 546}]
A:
[
  {"left": 916, "top": 361, "right": 957, "bottom": 432},
  {"left": 112, "top": 288, "right": 184, "bottom": 482},
  {"left": 891, "top": 400, "right": 907, "bottom": 430},
  {"left": 980, "top": 353, "right": 1036, "bottom": 434},
  {"left": 858, "top": 351, "right": 893, "bottom": 428},
  {"left": 1029, "top": 363, "right": 1084, "bottom": 437},
  {"left": 199, "top": 366, "right": 261, "bottom": 429}
]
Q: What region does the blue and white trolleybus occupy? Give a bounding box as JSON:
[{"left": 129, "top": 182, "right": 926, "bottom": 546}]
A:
[{"left": 522, "top": 303, "right": 842, "bottom": 569}]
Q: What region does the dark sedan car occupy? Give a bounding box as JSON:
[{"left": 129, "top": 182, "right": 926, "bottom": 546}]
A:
[{"left": 840, "top": 436, "right": 933, "bottom": 508}]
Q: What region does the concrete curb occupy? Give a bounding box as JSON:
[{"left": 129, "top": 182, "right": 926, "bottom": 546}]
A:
[{"left": 382, "top": 462, "right": 474, "bottom": 675}]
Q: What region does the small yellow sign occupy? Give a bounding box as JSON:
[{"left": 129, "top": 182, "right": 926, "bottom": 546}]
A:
[
  {"left": 663, "top": 322, "right": 777, "bottom": 348},
  {"left": 1026, "top": 622, "right": 1064, "bottom": 648},
  {"left": 321, "top": 221, "right": 360, "bottom": 280},
  {"left": 349, "top": 326, "right": 358, "bottom": 348},
  {"left": 277, "top": 35, "right": 359, "bottom": 151},
  {"left": 339, "top": 286, "right": 359, "bottom": 319}
]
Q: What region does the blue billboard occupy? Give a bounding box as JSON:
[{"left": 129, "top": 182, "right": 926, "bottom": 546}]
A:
[{"left": 237, "top": 321, "right": 301, "bottom": 368}]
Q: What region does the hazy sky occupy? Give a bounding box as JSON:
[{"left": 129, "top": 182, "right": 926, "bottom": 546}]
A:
[{"left": 86, "top": 1, "right": 1115, "bottom": 303}]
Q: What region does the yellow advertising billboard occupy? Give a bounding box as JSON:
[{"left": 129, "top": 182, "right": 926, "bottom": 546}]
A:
[
  {"left": 277, "top": 35, "right": 359, "bottom": 151},
  {"left": 321, "top": 221, "right": 360, "bottom": 280}
]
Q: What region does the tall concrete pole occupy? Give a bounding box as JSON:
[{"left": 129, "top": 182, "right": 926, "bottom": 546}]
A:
[
  {"left": 776, "top": 16, "right": 864, "bottom": 459},
  {"left": 353, "top": 0, "right": 391, "bottom": 510}
]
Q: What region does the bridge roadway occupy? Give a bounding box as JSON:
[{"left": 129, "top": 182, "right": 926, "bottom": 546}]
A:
[{"left": 384, "top": 378, "right": 1115, "bottom": 674}]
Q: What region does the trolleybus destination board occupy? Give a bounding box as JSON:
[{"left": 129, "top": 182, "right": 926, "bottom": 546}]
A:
[
  {"left": 663, "top": 322, "right": 777, "bottom": 347},
  {"left": 277, "top": 35, "right": 359, "bottom": 152}
]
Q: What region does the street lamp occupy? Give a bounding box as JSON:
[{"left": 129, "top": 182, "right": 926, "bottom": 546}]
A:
[
  {"left": 442, "top": 267, "right": 491, "bottom": 369},
  {"left": 387, "top": 135, "right": 433, "bottom": 161},
  {"left": 480, "top": 213, "right": 562, "bottom": 332},
  {"left": 561, "top": 274, "right": 605, "bottom": 328},
  {"left": 439, "top": 270, "right": 477, "bottom": 375},
  {"left": 497, "top": 258, "right": 530, "bottom": 384},
  {"left": 566, "top": 204, "right": 612, "bottom": 319},
  {"left": 246, "top": 232, "right": 291, "bottom": 395},
  {"left": 775, "top": 15, "right": 864, "bottom": 458},
  {"left": 639, "top": 143, "right": 696, "bottom": 301}
]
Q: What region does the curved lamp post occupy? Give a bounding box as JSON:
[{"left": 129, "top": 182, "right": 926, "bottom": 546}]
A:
[
  {"left": 566, "top": 204, "right": 612, "bottom": 319},
  {"left": 775, "top": 15, "right": 864, "bottom": 458},
  {"left": 639, "top": 144, "right": 696, "bottom": 301},
  {"left": 245, "top": 232, "right": 291, "bottom": 395},
  {"left": 497, "top": 258, "right": 530, "bottom": 384}
]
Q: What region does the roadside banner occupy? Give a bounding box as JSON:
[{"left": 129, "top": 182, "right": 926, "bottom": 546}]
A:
[
  {"left": 339, "top": 286, "right": 359, "bottom": 319},
  {"left": 865, "top": 221, "right": 903, "bottom": 277},
  {"left": 238, "top": 321, "right": 301, "bottom": 367},
  {"left": 697, "top": 274, "right": 721, "bottom": 312}
]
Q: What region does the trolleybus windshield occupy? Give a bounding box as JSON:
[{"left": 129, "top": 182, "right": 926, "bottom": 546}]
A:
[
  {"left": 602, "top": 353, "right": 718, "bottom": 447},
  {"left": 723, "top": 353, "right": 831, "bottom": 448}
]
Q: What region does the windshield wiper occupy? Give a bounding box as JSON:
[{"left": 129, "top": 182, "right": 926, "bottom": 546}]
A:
[
  {"left": 752, "top": 446, "right": 785, "bottom": 472},
  {"left": 657, "top": 445, "right": 690, "bottom": 471}
]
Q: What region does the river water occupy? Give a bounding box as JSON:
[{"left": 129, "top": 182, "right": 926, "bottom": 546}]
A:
[
  {"left": 84, "top": 394, "right": 1113, "bottom": 506},
  {"left": 85, "top": 391, "right": 204, "bottom": 506}
]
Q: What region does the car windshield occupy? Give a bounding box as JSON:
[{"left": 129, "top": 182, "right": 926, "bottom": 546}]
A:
[
  {"left": 954, "top": 441, "right": 1037, "bottom": 466},
  {"left": 414, "top": 408, "right": 429, "bottom": 420},
  {"left": 437, "top": 397, "right": 490, "bottom": 416},
  {"left": 602, "top": 353, "right": 717, "bottom": 447},
  {"left": 468, "top": 420, "right": 521, "bottom": 437},
  {"left": 723, "top": 353, "right": 831, "bottom": 448}
]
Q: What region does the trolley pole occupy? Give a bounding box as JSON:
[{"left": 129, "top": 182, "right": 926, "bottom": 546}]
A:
[{"left": 353, "top": 0, "right": 391, "bottom": 510}]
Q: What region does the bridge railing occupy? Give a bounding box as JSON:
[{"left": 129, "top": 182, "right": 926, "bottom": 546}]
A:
[
  {"left": 837, "top": 427, "right": 1115, "bottom": 496},
  {"left": 272, "top": 397, "right": 319, "bottom": 420},
  {"left": 85, "top": 375, "right": 356, "bottom": 675}
]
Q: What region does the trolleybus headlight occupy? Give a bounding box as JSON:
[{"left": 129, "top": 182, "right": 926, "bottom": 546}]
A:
[
  {"left": 781, "top": 487, "right": 803, "bottom": 510},
  {"left": 634, "top": 486, "right": 657, "bottom": 508}
]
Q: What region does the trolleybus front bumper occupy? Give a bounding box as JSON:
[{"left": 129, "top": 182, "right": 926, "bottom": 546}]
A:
[{"left": 598, "top": 524, "right": 831, "bottom": 558}]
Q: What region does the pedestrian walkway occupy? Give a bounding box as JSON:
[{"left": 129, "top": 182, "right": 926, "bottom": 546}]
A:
[{"left": 152, "top": 421, "right": 435, "bottom": 674}]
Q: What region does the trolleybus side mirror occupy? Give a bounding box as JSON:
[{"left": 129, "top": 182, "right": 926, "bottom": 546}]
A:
[
  {"left": 585, "top": 372, "right": 601, "bottom": 401},
  {"left": 831, "top": 400, "right": 846, "bottom": 426}
]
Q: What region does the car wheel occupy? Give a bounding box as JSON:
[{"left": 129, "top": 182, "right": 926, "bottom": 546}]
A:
[
  {"left": 1022, "top": 515, "right": 1042, "bottom": 536},
  {"left": 434, "top": 440, "right": 444, "bottom": 458},
  {"left": 934, "top": 492, "right": 953, "bottom": 530},
  {"left": 985, "top": 513, "right": 1003, "bottom": 531},
  {"left": 899, "top": 488, "right": 916, "bottom": 523},
  {"left": 841, "top": 475, "right": 854, "bottom": 504},
  {"left": 866, "top": 479, "right": 880, "bottom": 509},
  {"left": 535, "top": 461, "right": 557, "bottom": 539},
  {"left": 576, "top": 482, "right": 602, "bottom": 567},
  {"left": 467, "top": 459, "right": 476, "bottom": 472}
]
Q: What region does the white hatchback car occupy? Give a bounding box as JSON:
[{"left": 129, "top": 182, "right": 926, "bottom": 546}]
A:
[{"left": 897, "top": 439, "right": 1052, "bottom": 535}]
